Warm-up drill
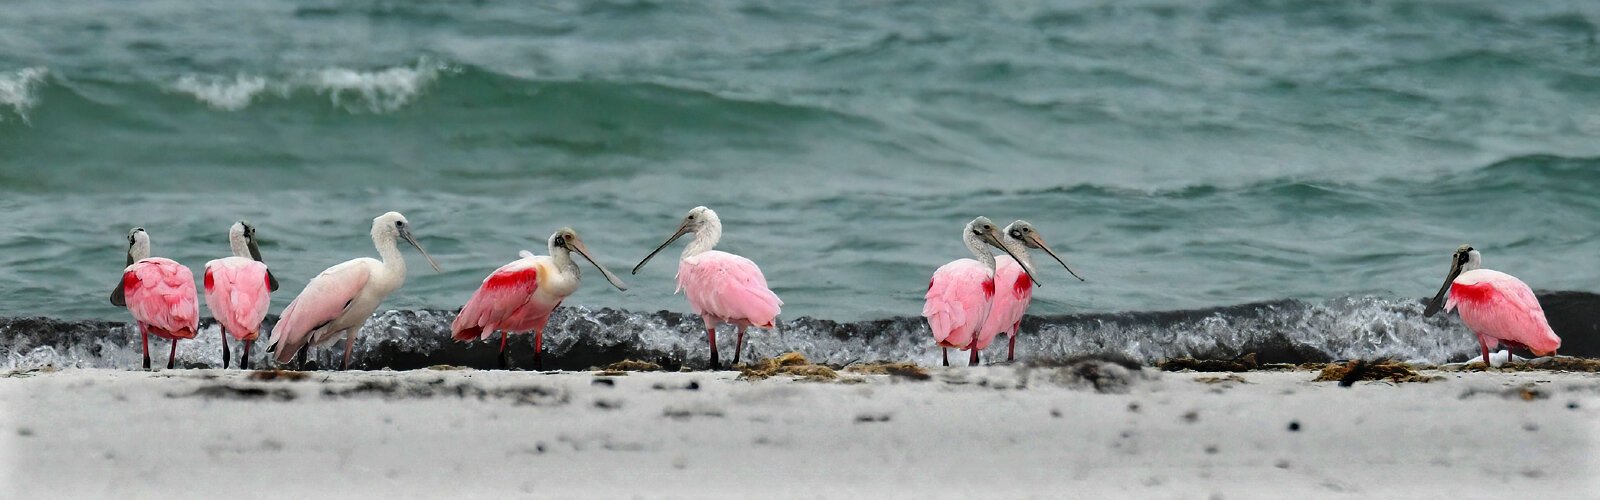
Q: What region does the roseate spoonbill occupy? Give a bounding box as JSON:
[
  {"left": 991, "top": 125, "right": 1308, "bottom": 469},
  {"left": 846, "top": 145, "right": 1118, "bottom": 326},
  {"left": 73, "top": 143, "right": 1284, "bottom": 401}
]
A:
[
  {"left": 203, "top": 221, "right": 279, "bottom": 369},
  {"left": 109, "top": 227, "right": 199, "bottom": 370},
  {"left": 632, "top": 206, "right": 782, "bottom": 370},
  {"left": 978, "top": 220, "right": 1085, "bottom": 362},
  {"left": 922, "top": 217, "right": 1037, "bottom": 367},
  {"left": 265, "top": 212, "right": 441, "bottom": 370},
  {"left": 1422, "top": 244, "right": 1560, "bottom": 366},
  {"left": 451, "top": 228, "right": 629, "bottom": 370}
]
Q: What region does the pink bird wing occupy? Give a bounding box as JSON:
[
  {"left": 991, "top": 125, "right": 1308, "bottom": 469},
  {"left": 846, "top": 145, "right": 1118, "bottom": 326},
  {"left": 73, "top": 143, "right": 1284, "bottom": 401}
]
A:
[
  {"left": 204, "top": 257, "right": 273, "bottom": 341},
  {"left": 977, "top": 256, "right": 1032, "bottom": 349},
  {"left": 922, "top": 259, "right": 994, "bottom": 349},
  {"left": 123, "top": 258, "right": 200, "bottom": 339},
  {"left": 1447, "top": 270, "right": 1561, "bottom": 355},
  {"left": 268, "top": 261, "right": 371, "bottom": 362},
  {"left": 677, "top": 251, "right": 783, "bottom": 327},
  {"left": 451, "top": 259, "right": 541, "bottom": 341}
]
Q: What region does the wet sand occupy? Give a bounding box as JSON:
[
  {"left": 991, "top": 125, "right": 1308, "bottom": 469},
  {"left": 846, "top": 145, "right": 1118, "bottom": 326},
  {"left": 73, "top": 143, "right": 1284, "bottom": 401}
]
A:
[{"left": 2, "top": 362, "right": 1596, "bottom": 498}]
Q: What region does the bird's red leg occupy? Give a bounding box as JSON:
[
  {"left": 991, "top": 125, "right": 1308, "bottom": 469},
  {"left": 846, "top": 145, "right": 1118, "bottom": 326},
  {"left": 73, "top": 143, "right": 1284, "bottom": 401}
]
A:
[
  {"left": 969, "top": 337, "right": 980, "bottom": 366},
  {"left": 942, "top": 347, "right": 949, "bottom": 367},
  {"left": 140, "top": 326, "right": 151, "bottom": 371},
  {"left": 533, "top": 330, "right": 545, "bottom": 371},
  {"left": 240, "top": 340, "right": 251, "bottom": 370},
  {"left": 707, "top": 327, "right": 720, "bottom": 370},
  {"left": 296, "top": 342, "right": 309, "bottom": 370},
  {"left": 167, "top": 339, "right": 178, "bottom": 369},
  {"left": 1007, "top": 328, "right": 1018, "bottom": 363},
  {"left": 734, "top": 325, "right": 747, "bottom": 366},
  {"left": 498, "top": 330, "right": 509, "bottom": 370},
  {"left": 221, "top": 328, "right": 231, "bottom": 369},
  {"left": 1480, "top": 341, "right": 1490, "bottom": 367},
  {"left": 340, "top": 335, "right": 355, "bottom": 371}
]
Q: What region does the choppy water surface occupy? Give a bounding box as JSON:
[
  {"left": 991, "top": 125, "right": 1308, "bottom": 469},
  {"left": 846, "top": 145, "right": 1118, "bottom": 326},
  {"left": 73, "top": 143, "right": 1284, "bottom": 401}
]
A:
[{"left": 2, "top": 1, "right": 1598, "bottom": 365}]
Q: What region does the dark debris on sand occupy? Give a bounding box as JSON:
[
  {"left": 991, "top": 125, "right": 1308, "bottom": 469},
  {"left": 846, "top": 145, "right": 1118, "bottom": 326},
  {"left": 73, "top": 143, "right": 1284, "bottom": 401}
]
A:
[
  {"left": 594, "top": 360, "right": 663, "bottom": 372},
  {"left": 1033, "top": 354, "right": 1148, "bottom": 394},
  {"left": 1159, "top": 353, "right": 1259, "bottom": 372},
  {"left": 177, "top": 384, "right": 297, "bottom": 401},
  {"left": 247, "top": 369, "right": 309, "bottom": 382},
  {"left": 1315, "top": 360, "right": 1440, "bottom": 386},
  {"left": 319, "top": 379, "right": 568, "bottom": 406},
  {"left": 844, "top": 361, "right": 931, "bottom": 381},
  {"left": 737, "top": 352, "right": 838, "bottom": 381}
]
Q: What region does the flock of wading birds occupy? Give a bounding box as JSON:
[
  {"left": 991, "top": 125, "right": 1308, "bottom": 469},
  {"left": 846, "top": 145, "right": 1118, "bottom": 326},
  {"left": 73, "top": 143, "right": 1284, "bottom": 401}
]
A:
[{"left": 110, "top": 206, "right": 1562, "bottom": 372}]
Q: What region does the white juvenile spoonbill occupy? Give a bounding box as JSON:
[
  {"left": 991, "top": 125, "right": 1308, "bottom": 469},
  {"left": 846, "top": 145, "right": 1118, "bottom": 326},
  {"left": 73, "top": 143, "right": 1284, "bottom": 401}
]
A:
[
  {"left": 451, "top": 227, "right": 629, "bottom": 370},
  {"left": 632, "top": 206, "right": 782, "bottom": 370},
  {"left": 978, "top": 220, "right": 1084, "bottom": 362},
  {"left": 203, "top": 221, "right": 279, "bottom": 369},
  {"left": 110, "top": 227, "right": 199, "bottom": 370},
  {"left": 923, "top": 217, "right": 1037, "bottom": 366},
  {"left": 1422, "top": 244, "right": 1560, "bottom": 366},
  {"left": 266, "top": 211, "right": 441, "bottom": 370}
]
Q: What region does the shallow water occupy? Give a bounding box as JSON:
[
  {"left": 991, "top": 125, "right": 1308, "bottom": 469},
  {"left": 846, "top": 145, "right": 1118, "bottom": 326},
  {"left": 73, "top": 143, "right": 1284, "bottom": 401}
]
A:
[{"left": 2, "top": 1, "right": 1598, "bottom": 365}]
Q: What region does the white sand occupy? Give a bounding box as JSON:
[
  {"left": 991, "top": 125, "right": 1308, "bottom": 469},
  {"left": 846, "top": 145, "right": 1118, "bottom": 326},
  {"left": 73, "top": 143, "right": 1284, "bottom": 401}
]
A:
[{"left": 1, "top": 364, "right": 1596, "bottom": 499}]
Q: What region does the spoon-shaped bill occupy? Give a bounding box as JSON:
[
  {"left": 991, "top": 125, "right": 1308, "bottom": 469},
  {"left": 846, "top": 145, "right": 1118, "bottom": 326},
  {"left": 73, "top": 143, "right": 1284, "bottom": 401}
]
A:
[
  {"left": 399, "top": 226, "right": 443, "bottom": 272},
  {"left": 632, "top": 219, "right": 691, "bottom": 275},
  {"left": 246, "top": 231, "right": 281, "bottom": 291},
  {"left": 566, "top": 236, "right": 629, "bottom": 291},
  {"left": 1422, "top": 260, "right": 1463, "bottom": 318},
  {"left": 980, "top": 227, "right": 1041, "bottom": 287},
  {"left": 1021, "top": 232, "right": 1085, "bottom": 282}
]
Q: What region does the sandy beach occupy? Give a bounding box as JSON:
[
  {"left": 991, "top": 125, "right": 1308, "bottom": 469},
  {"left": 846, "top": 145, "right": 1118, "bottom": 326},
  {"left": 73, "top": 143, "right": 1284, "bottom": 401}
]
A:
[{"left": 2, "top": 360, "right": 1596, "bottom": 499}]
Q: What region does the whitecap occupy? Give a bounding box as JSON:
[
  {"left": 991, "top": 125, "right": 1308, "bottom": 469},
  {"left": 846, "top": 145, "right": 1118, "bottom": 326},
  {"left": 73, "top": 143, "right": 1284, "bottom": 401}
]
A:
[
  {"left": 171, "top": 73, "right": 273, "bottom": 111},
  {"left": 0, "top": 67, "right": 48, "bottom": 123},
  {"left": 301, "top": 58, "right": 449, "bottom": 113}
]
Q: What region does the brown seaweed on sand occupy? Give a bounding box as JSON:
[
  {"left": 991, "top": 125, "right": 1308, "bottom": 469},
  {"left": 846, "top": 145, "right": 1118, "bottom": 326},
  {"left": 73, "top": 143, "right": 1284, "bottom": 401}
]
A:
[
  {"left": 844, "top": 361, "right": 931, "bottom": 381},
  {"left": 737, "top": 352, "right": 838, "bottom": 381},
  {"left": 1315, "top": 360, "right": 1439, "bottom": 386},
  {"left": 248, "top": 369, "right": 309, "bottom": 382},
  {"left": 1159, "top": 353, "right": 1258, "bottom": 372},
  {"left": 596, "top": 360, "right": 663, "bottom": 372}
]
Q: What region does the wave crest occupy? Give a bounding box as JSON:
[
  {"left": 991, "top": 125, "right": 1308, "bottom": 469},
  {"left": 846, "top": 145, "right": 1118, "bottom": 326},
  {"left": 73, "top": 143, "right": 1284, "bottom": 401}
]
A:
[
  {"left": 0, "top": 67, "right": 48, "bottom": 123},
  {"left": 168, "top": 59, "right": 451, "bottom": 113}
]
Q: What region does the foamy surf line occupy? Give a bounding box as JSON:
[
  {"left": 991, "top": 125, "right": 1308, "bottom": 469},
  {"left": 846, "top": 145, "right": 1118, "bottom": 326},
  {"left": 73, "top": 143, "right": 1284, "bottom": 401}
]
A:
[
  {"left": 6, "top": 292, "right": 1598, "bottom": 371},
  {"left": 168, "top": 58, "right": 451, "bottom": 113}
]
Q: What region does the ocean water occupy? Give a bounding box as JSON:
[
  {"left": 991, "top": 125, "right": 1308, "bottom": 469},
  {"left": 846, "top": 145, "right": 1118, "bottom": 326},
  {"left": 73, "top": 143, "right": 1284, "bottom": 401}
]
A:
[{"left": 3, "top": 0, "right": 1599, "bottom": 367}]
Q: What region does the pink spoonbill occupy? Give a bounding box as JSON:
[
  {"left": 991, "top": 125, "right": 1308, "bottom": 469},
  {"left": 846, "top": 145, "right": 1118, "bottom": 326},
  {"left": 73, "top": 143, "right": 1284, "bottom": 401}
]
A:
[
  {"left": 266, "top": 212, "right": 441, "bottom": 370},
  {"left": 632, "top": 206, "right": 782, "bottom": 370},
  {"left": 203, "top": 221, "right": 279, "bottom": 369},
  {"left": 923, "top": 217, "right": 1037, "bottom": 366},
  {"left": 1422, "top": 244, "right": 1560, "bottom": 366},
  {"left": 109, "top": 227, "right": 199, "bottom": 370},
  {"left": 978, "top": 220, "right": 1084, "bottom": 362},
  {"left": 451, "top": 228, "right": 629, "bottom": 370}
]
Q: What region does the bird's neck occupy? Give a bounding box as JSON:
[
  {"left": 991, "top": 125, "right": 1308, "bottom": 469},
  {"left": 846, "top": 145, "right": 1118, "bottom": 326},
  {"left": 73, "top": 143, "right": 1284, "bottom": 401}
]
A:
[
  {"left": 229, "top": 235, "right": 250, "bottom": 259},
  {"left": 964, "top": 233, "right": 996, "bottom": 274},
  {"left": 999, "top": 236, "right": 1033, "bottom": 272},
  {"left": 551, "top": 245, "right": 580, "bottom": 277},
  {"left": 682, "top": 224, "right": 721, "bottom": 260},
  {"left": 374, "top": 233, "right": 407, "bottom": 281}
]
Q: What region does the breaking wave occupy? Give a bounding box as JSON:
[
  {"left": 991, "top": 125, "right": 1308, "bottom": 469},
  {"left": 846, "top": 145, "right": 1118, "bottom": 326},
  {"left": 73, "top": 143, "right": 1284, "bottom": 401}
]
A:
[
  {"left": 168, "top": 59, "right": 451, "bottom": 113},
  {"left": 6, "top": 293, "right": 1595, "bottom": 371}
]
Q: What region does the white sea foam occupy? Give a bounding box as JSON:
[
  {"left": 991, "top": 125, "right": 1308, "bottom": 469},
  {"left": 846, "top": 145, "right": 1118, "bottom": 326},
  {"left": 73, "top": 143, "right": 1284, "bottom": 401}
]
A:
[
  {"left": 168, "top": 59, "right": 449, "bottom": 113},
  {"left": 171, "top": 74, "right": 273, "bottom": 111},
  {"left": 0, "top": 67, "right": 48, "bottom": 123},
  {"left": 303, "top": 59, "right": 447, "bottom": 113}
]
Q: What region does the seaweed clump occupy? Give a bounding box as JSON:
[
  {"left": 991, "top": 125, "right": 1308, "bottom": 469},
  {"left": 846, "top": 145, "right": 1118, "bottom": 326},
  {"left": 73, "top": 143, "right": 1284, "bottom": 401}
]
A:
[
  {"left": 737, "top": 352, "right": 837, "bottom": 381},
  {"left": 844, "top": 361, "right": 931, "bottom": 381},
  {"left": 1315, "top": 360, "right": 1439, "bottom": 386},
  {"left": 1159, "top": 353, "right": 1258, "bottom": 372},
  {"left": 596, "top": 360, "right": 663, "bottom": 372}
]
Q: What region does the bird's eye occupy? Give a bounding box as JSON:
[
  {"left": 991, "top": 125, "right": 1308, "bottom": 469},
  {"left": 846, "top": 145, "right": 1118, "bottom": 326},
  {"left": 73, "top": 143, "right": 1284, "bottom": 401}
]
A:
[
  {"left": 688, "top": 215, "right": 695, "bottom": 220},
  {"left": 395, "top": 221, "right": 405, "bottom": 228},
  {"left": 1022, "top": 228, "right": 1031, "bottom": 233}
]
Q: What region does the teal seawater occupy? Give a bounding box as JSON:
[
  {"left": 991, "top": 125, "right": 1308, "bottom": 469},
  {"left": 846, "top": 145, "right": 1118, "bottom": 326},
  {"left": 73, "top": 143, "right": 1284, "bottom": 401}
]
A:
[{"left": 1, "top": 0, "right": 1598, "bottom": 322}]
